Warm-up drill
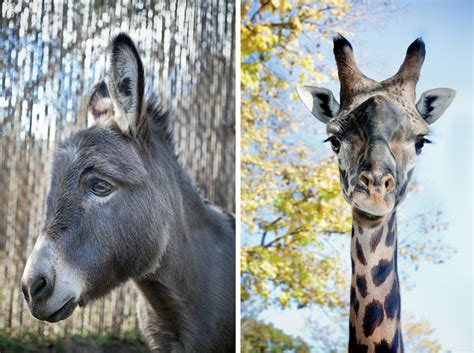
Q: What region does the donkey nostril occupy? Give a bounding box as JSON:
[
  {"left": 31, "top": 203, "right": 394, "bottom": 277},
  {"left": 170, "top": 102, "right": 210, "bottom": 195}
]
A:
[
  {"left": 32, "top": 277, "right": 47, "bottom": 298},
  {"left": 29, "top": 275, "right": 54, "bottom": 304}
]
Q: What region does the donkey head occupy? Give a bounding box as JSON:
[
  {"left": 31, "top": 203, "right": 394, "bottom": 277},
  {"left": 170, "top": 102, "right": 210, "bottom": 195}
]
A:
[
  {"left": 21, "top": 34, "right": 176, "bottom": 322},
  {"left": 298, "top": 35, "right": 455, "bottom": 226}
]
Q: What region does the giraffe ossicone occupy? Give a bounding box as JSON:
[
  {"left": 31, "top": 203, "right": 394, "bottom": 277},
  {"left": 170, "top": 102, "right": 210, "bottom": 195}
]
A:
[{"left": 298, "top": 35, "right": 455, "bottom": 352}]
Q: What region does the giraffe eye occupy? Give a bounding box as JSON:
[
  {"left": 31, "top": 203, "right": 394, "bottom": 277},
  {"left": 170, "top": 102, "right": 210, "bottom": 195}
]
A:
[
  {"left": 415, "top": 137, "right": 431, "bottom": 155},
  {"left": 324, "top": 136, "right": 341, "bottom": 153}
]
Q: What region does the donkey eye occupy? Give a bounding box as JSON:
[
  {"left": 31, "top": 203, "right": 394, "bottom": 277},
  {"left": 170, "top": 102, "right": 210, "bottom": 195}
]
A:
[
  {"left": 415, "top": 137, "right": 431, "bottom": 155},
  {"left": 90, "top": 179, "right": 112, "bottom": 196},
  {"left": 324, "top": 136, "right": 341, "bottom": 153}
]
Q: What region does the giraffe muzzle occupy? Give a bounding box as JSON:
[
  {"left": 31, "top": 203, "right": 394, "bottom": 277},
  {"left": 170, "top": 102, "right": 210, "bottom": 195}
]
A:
[{"left": 352, "top": 171, "right": 396, "bottom": 218}]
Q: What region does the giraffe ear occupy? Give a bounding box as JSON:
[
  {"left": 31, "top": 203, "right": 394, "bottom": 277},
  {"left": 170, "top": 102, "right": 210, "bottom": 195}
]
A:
[
  {"left": 296, "top": 86, "right": 340, "bottom": 124},
  {"left": 416, "top": 88, "right": 456, "bottom": 124}
]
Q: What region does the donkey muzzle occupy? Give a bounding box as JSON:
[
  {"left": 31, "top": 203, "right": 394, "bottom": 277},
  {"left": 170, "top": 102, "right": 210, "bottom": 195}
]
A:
[{"left": 21, "top": 234, "right": 83, "bottom": 322}]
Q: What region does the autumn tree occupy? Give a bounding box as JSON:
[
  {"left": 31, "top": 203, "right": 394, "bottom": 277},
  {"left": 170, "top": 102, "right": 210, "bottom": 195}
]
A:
[
  {"left": 402, "top": 316, "right": 443, "bottom": 353},
  {"left": 241, "top": 318, "right": 311, "bottom": 353}
]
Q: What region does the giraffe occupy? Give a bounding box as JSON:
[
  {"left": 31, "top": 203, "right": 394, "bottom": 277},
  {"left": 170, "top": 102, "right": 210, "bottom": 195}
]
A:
[{"left": 297, "top": 35, "right": 455, "bottom": 352}]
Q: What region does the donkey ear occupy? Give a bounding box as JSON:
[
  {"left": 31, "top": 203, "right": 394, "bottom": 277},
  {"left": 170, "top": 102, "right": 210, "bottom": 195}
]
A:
[
  {"left": 416, "top": 88, "right": 456, "bottom": 124},
  {"left": 296, "top": 86, "right": 340, "bottom": 124},
  {"left": 107, "top": 33, "right": 146, "bottom": 138},
  {"left": 88, "top": 81, "right": 115, "bottom": 124}
]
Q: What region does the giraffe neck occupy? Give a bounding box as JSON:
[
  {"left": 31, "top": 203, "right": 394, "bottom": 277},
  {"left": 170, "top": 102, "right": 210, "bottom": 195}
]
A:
[{"left": 349, "top": 211, "right": 403, "bottom": 353}]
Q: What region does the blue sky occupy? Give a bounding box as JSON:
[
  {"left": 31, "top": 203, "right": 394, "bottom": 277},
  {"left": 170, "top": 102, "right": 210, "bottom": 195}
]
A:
[{"left": 258, "top": 0, "right": 473, "bottom": 351}]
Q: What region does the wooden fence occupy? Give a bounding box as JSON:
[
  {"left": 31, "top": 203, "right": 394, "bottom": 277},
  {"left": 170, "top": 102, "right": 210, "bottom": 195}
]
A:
[{"left": 0, "top": 0, "right": 235, "bottom": 338}]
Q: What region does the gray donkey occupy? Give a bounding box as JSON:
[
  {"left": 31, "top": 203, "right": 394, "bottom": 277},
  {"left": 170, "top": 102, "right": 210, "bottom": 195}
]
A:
[{"left": 21, "top": 33, "right": 235, "bottom": 352}]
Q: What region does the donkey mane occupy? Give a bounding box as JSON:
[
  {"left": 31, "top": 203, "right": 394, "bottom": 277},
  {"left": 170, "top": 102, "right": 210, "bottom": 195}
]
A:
[
  {"left": 203, "top": 199, "right": 236, "bottom": 231},
  {"left": 145, "top": 96, "right": 176, "bottom": 155}
]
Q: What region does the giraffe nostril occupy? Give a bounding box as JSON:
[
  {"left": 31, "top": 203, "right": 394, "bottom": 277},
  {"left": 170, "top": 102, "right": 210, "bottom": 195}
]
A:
[
  {"left": 361, "top": 175, "right": 369, "bottom": 186},
  {"left": 358, "top": 172, "right": 373, "bottom": 189},
  {"left": 382, "top": 175, "right": 396, "bottom": 193}
]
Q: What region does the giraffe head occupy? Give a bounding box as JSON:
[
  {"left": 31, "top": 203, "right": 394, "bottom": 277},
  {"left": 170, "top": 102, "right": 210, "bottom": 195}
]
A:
[{"left": 298, "top": 35, "right": 455, "bottom": 227}]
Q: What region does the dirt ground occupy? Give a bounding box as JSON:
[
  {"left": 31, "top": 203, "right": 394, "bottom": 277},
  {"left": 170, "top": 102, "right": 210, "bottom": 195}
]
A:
[{"left": 0, "top": 337, "right": 150, "bottom": 353}]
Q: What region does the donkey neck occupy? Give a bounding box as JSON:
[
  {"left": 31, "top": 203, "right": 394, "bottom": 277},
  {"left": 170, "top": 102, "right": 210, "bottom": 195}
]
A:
[
  {"left": 349, "top": 212, "right": 403, "bottom": 353},
  {"left": 133, "top": 207, "right": 233, "bottom": 351},
  {"left": 131, "top": 143, "right": 234, "bottom": 350},
  {"left": 153, "top": 141, "right": 210, "bottom": 223}
]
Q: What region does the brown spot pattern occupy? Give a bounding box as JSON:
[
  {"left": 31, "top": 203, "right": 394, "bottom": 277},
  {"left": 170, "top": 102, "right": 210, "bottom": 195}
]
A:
[
  {"left": 363, "top": 300, "right": 384, "bottom": 337},
  {"left": 370, "top": 227, "right": 383, "bottom": 252},
  {"left": 355, "top": 239, "right": 367, "bottom": 266},
  {"left": 356, "top": 275, "right": 368, "bottom": 298}
]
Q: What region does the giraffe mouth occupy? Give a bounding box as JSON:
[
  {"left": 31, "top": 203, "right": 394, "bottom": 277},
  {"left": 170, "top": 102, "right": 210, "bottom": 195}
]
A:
[
  {"left": 352, "top": 206, "right": 388, "bottom": 226},
  {"left": 351, "top": 191, "right": 395, "bottom": 217},
  {"left": 353, "top": 207, "right": 383, "bottom": 220}
]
